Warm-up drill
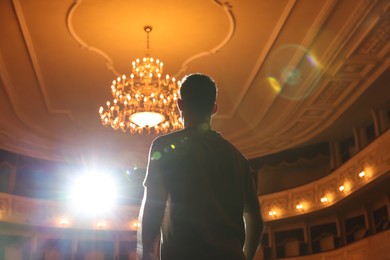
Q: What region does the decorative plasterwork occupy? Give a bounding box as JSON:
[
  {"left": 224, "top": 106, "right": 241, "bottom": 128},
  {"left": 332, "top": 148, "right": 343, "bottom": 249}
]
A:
[
  {"left": 174, "top": 0, "right": 235, "bottom": 78},
  {"left": 66, "top": 0, "right": 119, "bottom": 76},
  {"left": 66, "top": 0, "right": 236, "bottom": 79}
]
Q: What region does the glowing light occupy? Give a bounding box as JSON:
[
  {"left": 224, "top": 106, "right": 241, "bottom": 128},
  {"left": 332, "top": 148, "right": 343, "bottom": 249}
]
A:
[
  {"left": 267, "top": 77, "right": 282, "bottom": 93},
  {"left": 359, "top": 171, "right": 366, "bottom": 178},
  {"left": 129, "top": 112, "right": 165, "bottom": 127},
  {"left": 170, "top": 144, "right": 176, "bottom": 149},
  {"left": 130, "top": 220, "right": 141, "bottom": 230},
  {"left": 69, "top": 173, "right": 118, "bottom": 216},
  {"left": 339, "top": 185, "right": 345, "bottom": 192},
  {"left": 296, "top": 204, "right": 303, "bottom": 210},
  {"left": 96, "top": 221, "right": 107, "bottom": 229},
  {"left": 268, "top": 211, "right": 276, "bottom": 216},
  {"left": 265, "top": 44, "right": 323, "bottom": 100},
  {"left": 320, "top": 197, "right": 328, "bottom": 203},
  {"left": 59, "top": 218, "right": 70, "bottom": 227}
]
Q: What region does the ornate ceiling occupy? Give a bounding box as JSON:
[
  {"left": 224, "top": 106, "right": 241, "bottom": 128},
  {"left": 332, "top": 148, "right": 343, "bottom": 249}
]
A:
[{"left": 0, "top": 0, "right": 389, "bottom": 169}]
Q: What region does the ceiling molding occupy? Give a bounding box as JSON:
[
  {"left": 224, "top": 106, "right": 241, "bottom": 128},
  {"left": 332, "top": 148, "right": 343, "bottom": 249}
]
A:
[
  {"left": 66, "top": 0, "right": 120, "bottom": 76},
  {"left": 8, "top": 0, "right": 85, "bottom": 135},
  {"left": 174, "top": 0, "right": 236, "bottom": 78}
]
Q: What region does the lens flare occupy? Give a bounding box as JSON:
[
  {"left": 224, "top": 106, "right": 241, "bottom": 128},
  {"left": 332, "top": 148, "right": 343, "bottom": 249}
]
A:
[
  {"left": 265, "top": 44, "right": 322, "bottom": 100},
  {"left": 267, "top": 77, "right": 282, "bottom": 93}
]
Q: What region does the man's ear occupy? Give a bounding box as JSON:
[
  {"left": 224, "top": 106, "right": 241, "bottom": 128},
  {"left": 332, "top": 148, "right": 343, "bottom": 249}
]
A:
[
  {"left": 212, "top": 103, "right": 218, "bottom": 115},
  {"left": 177, "top": 99, "right": 184, "bottom": 111}
]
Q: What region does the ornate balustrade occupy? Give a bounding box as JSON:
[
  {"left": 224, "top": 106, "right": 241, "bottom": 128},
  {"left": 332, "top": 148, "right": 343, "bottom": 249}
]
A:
[{"left": 260, "top": 129, "right": 390, "bottom": 221}]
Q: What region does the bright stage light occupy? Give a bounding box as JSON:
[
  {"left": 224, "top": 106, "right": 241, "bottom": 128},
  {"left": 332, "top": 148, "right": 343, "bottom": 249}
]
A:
[{"left": 69, "top": 173, "right": 118, "bottom": 216}]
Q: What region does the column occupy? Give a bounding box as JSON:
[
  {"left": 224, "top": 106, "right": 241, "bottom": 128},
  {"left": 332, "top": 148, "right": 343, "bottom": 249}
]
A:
[
  {"left": 378, "top": 109, "right": 390, "bottom": 133},
  {"left": 114, "top": 236, "right": 119, "bottom": 260},
  {"left": 9, "top": 166, "right": 16, "bottom": 193},
  {"left": 329, "top": 142, "right": 342, "bottom": 169},
  {"left": 71, "top": 239, "right": 78, "bottom": 260},
  {"left": 371, "top": 109, "right": 381, "bottom": 137},
  {"left": 336, "top": 214, "right": 346, "bottom": 247},
  {"left": 29, "top": 236, "right": 38, "bottom": 260}
]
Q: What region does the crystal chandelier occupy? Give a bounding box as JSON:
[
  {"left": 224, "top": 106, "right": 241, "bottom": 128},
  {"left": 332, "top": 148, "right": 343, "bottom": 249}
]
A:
[{"left": 99, "top": 26, "right": 183, "bottom": 134}]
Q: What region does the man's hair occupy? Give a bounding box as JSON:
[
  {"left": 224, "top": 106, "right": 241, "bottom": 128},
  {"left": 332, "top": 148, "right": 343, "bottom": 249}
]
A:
[{"left": 179, "top": 73, "right": 217, "bottom": 116}]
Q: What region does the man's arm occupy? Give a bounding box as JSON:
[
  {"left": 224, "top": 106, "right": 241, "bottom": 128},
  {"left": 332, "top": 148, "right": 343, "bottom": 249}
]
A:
[
  {"left": 243, "top": 165, "right": 264, "bottom": 260},
  {"left": 243, "top": 210, "right": 264, "bottom": 260},
  {"left": 137, "top": 183, "right": 168, "bottom": 260}
]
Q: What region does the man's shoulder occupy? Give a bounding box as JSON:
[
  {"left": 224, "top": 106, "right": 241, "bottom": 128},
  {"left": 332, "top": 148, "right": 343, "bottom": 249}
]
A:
[
  {"left": 150, "top": 129, "right": 190, "bottom": 153},
  {"left": 153, "top": 129, "right": 186, "bottom": 143}
]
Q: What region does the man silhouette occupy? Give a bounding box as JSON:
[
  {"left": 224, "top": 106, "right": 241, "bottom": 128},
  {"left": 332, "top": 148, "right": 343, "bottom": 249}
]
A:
[{"left": 137, "top": 73, "right": 263, "bottom": 260}]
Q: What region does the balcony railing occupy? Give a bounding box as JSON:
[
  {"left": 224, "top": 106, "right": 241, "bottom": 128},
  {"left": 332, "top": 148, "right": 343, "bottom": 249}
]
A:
[{"left": 260, "top": 129, "right": 390, "bottom": 221}]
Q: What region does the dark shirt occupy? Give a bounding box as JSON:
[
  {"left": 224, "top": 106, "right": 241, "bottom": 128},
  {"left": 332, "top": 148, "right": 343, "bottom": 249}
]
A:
[{"left": 144, "top": 126, "right": 260, "bottom": 260}]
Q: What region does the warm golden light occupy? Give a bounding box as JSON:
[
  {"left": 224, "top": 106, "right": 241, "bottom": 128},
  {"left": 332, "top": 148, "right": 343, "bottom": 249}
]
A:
[
  {"left": 267, "top": 77, "right": 282, "bottom": 93},
  {"left": 296, "top": 204, "right": 303, "bottom": 210},
  {"left": 130, "top": 112, "right": 165, "bottom": 127},
  {"left": 339, "top": 185, "right": 345, "bottom": 191},
  {"left": 268, "top": 211, "right": 277, "bottom": 216},
  {"left": 359, "top": 171, "right": 366, "bottom": 178},
  {"left": 320, "top": 197, "right": 328, "bottom": 203},
  {"left": 97, "top": 221, "right": 107, "bottom": 229},
  {"left": 130, "top": 220, "right": 141, "bottom": 230},
  {"left": 99, "top": 26, "right": 183, "bottom": 134}
]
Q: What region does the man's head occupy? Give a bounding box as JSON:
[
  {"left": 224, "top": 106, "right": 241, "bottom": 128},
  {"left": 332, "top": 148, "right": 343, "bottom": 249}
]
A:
[{"left": 178, "top": 73, "right": 218, "bottom": 118}]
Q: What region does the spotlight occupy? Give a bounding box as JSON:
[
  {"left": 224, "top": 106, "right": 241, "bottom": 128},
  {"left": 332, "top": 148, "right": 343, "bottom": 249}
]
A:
[{"left": 69, "top": 173, "right": 118, "bottom": 216}]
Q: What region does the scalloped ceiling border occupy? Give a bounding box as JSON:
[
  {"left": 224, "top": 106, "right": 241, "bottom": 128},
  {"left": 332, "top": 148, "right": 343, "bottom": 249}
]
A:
[
  {"left": 66, "top": 0, "right": 236, "bottom": 80},
  {"left": 10, "top": 0, "right": 81, "bottom": 127},
  {"left": 66, "top": 0, "right": 120, "bottom": 76},
  {"left": 173, "top": 0, "right": 235, "bottom": 78}
]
